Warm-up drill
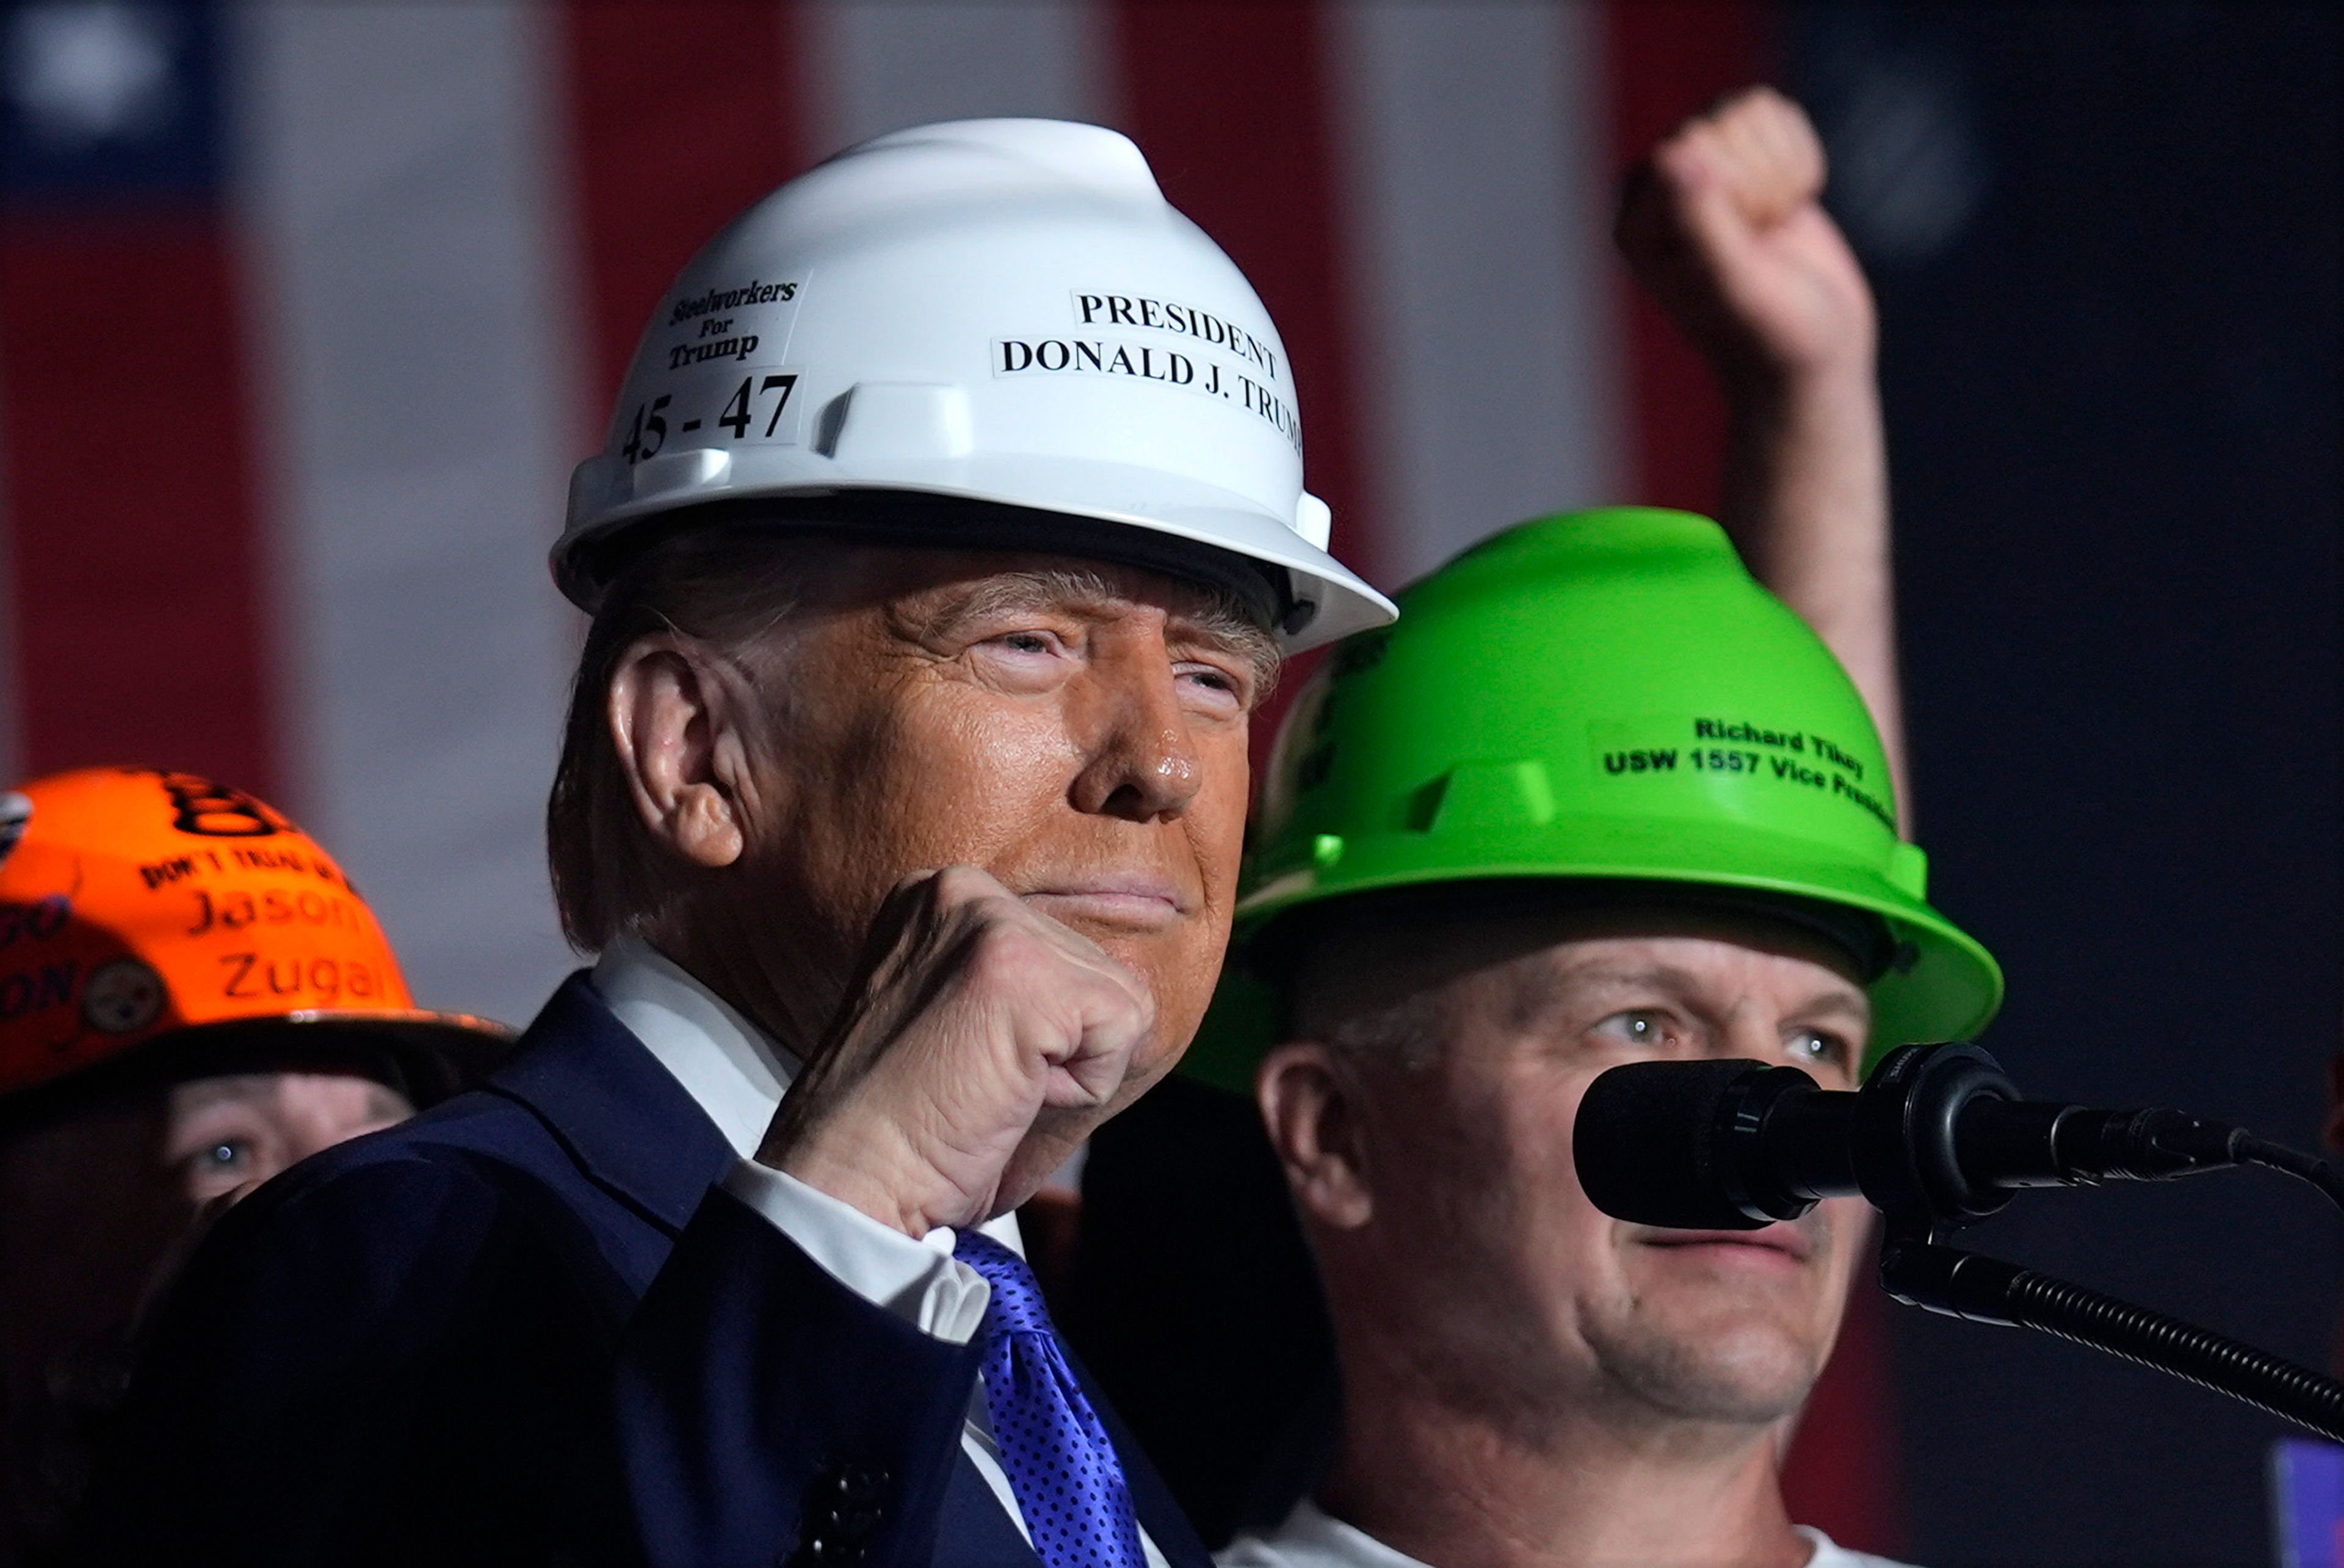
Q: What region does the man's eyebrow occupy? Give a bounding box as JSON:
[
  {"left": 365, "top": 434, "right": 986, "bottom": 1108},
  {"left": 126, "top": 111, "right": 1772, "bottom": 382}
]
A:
[
  {"left": 167, "top": 1075, "right": 278, "bottom": 1113},
  {"left": 1790, "top": 991, "right": 1872, "bottom": 1021},
  {"left": 932, "top": 569, "right": 1115, "bottom": 626},
  {"left": 1165, "top": 602, "right": 1281, "bottom": 696},
  {"left": 1503, "top": 961, "right": 1688, "bottom": 1029},
  {"left": 931, "top": 568, "right": 1282, "bottom": 696},
  {"left": 1505, "top": 959, "right": 1870, "bottom": 1029}
]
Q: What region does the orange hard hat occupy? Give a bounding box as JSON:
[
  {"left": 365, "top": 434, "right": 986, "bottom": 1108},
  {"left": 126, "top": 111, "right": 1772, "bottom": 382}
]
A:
[{"left": 0, "top": 767, "right": 510, "bottom": 1103}]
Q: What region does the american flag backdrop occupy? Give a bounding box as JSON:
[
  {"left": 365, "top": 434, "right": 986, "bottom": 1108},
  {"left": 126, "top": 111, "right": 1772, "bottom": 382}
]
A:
[{"left": 0, "top": 0, "right": 1900, "bottom": 1548}]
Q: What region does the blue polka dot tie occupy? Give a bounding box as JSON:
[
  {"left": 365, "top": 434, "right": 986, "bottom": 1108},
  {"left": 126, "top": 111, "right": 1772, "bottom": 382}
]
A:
[{"left": 955, "top": 1231, "right": 1148, "bottom": 1568}]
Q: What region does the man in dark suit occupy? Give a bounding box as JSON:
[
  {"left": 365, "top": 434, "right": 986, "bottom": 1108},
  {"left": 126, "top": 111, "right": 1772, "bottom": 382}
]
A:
[{"left": 76, "top": 118, "right": 1392, "bottom": 1566}]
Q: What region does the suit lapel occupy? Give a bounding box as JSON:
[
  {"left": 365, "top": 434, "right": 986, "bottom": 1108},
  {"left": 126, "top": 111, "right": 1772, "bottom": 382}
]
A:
[
  {"left": 487, "top": 972, "right": 737, "bottom": 1235},
  {"left": 941, "top": 1452, "right": 1047, "bottom": 1568}
]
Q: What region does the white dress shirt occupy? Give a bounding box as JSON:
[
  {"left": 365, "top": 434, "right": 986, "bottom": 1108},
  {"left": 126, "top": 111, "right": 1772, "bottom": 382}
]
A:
[
  {"left": 1218, "top": 1499, "right": 1916, "bottom": 1568},
  {"left": 593, "top": 937, "right": 1170, "bottom": 1567}
]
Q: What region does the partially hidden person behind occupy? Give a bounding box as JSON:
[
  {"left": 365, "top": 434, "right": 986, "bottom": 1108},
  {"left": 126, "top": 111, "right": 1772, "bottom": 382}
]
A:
[
  {"left": 77, "top": 119, "right": 1392, "bottom": 1564},
  {"left": 0, "top": 767, "right": 508, "bottom": 1564}
]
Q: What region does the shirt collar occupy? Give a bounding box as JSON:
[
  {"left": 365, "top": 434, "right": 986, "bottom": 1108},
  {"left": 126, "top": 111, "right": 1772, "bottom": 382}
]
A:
[
  {"left": 1257, "top": 1501, "right": 1433, "bottom": 1568},
  {"left": 1254, "top": 1505, "right": 1842, "bottom": 1568},
  {"left": 592, "top": 934, "right": 796, "bottom": 1160}
]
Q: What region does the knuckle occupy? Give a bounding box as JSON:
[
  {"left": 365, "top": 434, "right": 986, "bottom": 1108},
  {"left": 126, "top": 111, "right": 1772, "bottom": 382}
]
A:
[
  {"left": 1105, "top": 963, "right": 1155, "bottom": 1023},
  {"left": 965, "top": 912, "right": 1052, "bottom": 980},
  {"left": 889, "top": 867, "right": 948, "bottom": 908},
  {"left": 930, "top": 864, "right": 999, "bottom": 903}
]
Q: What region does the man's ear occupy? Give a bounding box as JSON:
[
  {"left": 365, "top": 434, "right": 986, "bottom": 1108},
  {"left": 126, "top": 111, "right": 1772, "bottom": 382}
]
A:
[
  {"left": 1257, "top": 1040, "right": 1374, "bottom": 1230},
  {"left": 607, "top": 634, "right": 759, "bottom": 870}
]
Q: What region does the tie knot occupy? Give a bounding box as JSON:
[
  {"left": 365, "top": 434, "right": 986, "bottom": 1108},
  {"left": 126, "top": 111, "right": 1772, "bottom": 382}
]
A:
[{"left": 954, "top": 1229, "right": 1056, "bottom": 1340}]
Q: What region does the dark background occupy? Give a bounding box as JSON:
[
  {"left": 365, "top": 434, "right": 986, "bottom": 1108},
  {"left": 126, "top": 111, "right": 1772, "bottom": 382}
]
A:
[{"left": 1796, "top": 5, "right": 2341, "bottom": 1563}]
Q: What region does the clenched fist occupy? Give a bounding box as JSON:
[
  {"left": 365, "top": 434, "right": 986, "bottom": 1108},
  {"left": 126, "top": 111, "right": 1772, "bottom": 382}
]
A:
[
  {"left": 758, "top": 865, "right": 1156, "bottom": 1237},
  {"left": 1617, "top": 85, "right": 1874, "bottom": 390}
]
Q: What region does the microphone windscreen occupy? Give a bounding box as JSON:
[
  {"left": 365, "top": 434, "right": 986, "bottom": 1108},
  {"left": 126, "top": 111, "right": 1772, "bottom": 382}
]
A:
[{"left": 1574, "top": 1059, "right": 1770, "bottom": 1230}]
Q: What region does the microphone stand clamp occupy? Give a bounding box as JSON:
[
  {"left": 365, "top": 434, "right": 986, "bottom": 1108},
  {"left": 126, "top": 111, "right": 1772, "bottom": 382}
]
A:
[{"left": 1859, "top": 1046, "right": 2344, "bottom": 1444}]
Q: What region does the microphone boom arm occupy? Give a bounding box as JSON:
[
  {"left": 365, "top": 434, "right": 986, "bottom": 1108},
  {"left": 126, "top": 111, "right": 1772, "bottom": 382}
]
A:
[
  {"left": 1859, "top": 1044, "right": 2344, "bottom": 1445},
  {"left": 1879, "top": 1224, "right": 2344, "bottom": 1445}
]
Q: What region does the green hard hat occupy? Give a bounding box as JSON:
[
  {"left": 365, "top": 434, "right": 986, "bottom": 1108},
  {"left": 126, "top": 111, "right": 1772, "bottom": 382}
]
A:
[{"left": 1186, "top": 507, "right": 2002, "bottom": 1092}]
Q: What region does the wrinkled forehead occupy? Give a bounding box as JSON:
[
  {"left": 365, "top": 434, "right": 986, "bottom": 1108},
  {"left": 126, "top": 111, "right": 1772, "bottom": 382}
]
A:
[
  {"left": 1480, "top": 903, "right": 1869, "bottom": 985},
  {"left": 847, "top": 544, "right": 1232, "bottom": 615},
  {"left": 1467, "top": 912, "right": 1872, "bottom": 1026},
  {"left": 1298, "top": 896, "right": 1873, "bottom": 1035}
]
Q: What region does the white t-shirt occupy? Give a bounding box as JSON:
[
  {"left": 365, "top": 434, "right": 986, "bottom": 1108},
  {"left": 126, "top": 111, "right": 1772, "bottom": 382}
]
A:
[{"left": 1220, "top": 1498, "right": 1919, "bottom": 1568}]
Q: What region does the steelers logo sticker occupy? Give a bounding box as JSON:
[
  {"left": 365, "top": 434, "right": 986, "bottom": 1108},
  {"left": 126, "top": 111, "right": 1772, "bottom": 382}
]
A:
[
  {"left": 83, "top": 957, "right": 166, "bottom": 1035},
  {"left": 0, "top": 793, "right": 30, "bottom": 869}
]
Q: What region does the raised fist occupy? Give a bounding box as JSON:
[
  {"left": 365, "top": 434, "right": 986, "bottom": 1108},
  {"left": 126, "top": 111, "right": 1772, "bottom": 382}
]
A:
[
  {"left": 1616, "top": 85, "right": 1875, "bottom": 390},
  {"left": 759, "top": 865, "right": 1156, "bottom": 1236}
]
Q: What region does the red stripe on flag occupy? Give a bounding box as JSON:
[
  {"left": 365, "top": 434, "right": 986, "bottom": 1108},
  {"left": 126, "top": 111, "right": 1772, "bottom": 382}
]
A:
[
  {"left": 1782, "top": 1252, "right": 1908, "bottom": 1556},
  {"left": 1606, "top": 0, "right": 1773, "bottom": 516},
  {"left": 1108, "top": 1, "right": 1376, "bottom": 589},
  {"left": 559, "top": 0, "right": 810, "bottom": 426},
  {"left": 0, "top": 215, "right": 277, "bottom": 795}
]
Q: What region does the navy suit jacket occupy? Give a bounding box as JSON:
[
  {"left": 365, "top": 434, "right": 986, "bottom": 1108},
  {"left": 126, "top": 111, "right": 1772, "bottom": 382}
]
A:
[{"left": 76, "top": 974, "right": 1210, "bottom": 1568}]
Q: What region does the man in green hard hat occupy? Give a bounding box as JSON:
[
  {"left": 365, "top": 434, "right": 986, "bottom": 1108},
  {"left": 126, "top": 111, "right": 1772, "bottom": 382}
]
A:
[
  {"left": 1065, "top": 86, "right": 1950, "bottom": 1558},
  {"left": 1203, "top": 507, "right": 1999, "bottom": 1568}
]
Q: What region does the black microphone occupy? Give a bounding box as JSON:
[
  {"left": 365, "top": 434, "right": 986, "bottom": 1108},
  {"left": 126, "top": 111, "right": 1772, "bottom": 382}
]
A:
[{"left": 1574, "top": 1042, "right": 2246, "bottom": 1231}]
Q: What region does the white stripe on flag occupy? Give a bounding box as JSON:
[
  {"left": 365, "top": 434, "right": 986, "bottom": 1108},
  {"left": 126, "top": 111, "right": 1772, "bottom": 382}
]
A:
[
  {"left": 230, "top": 1, "right": 583, "bottom": 1026},
  {"left": 808, "top": 0, "right": 1112, "bottom": 154},
  {"left": 1327, "top": 0, "right": 1623, "bottom": 589}
]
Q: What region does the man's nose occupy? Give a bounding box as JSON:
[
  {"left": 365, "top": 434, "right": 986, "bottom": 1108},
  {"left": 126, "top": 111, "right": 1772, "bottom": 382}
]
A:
[{"left": 1067, "top": 643, "right": 1204, "bottom": 822}]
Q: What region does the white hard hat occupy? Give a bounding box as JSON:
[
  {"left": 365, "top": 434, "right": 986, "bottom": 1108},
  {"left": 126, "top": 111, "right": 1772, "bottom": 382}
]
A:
[{"left": 556, "top": 118, "right": 1395, "bottom": 651}]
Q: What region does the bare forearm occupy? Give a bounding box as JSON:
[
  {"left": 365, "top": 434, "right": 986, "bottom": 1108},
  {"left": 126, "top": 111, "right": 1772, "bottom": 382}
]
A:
[
  {"left": 1613, "top": 85, "right": 1912, "bottom": 828},
  {"left": 1721, "top": 363, "right": 1909, "bottom": 825}
]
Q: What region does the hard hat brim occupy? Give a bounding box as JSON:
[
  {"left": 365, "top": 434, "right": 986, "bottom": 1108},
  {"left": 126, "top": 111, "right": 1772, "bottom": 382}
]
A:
[
  {"left": 0, "top": 1008, "right": 516, "bottom": 1130},
  {"left": 558, "top": 457, "right": 1395, "bottom": 653},
  {"left": 1235, "top": 816, "right": 2004, "bottom": 1052},
  {"left": 162, "top": 1008, "right": 517, "bottom": 1106}
]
